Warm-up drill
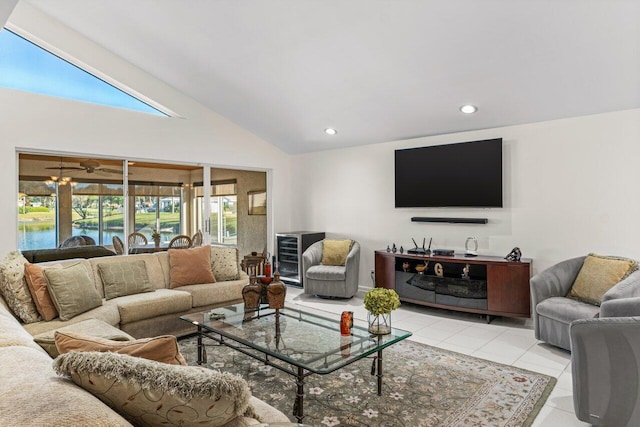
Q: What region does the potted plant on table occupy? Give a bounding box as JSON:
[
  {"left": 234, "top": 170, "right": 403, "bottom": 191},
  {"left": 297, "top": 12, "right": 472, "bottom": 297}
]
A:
[
  {"left": 364, "top": 288, "right": 400, "bottom": 334},
  {"left": 151, "top": 228, "right": 161, "bottom": 248}
]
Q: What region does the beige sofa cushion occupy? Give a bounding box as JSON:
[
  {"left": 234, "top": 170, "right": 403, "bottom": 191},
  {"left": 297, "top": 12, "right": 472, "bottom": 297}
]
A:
[
  {"left": 23, "top": 302, "right": 121, "bottom": 336},
  {"left": 33, "top": 318, "right": 134, "bottom": 357},
  {"left": 210, "top": 245, "right": 241, "bottom": 281},
  {"left": 176, "top": 278, "right": 246, "bottom": 308},
  {"left": 90, "top": 254, "right": 167, "bottom": 296},
  {"left": 97, "top": 260, "right": 154, "bottom": 300},
  {"left": 0, "top": 302, "right": 43, "bottom": 351},
  {"left": 54, "top": 351, "right": 255, "bottom": 427},
  {"left": 45, "top": 263, "right": 103, "bottom": 321},
  {"left": 114, "top": 288, "right": 192, "bottom": 324},
  {"left": 169, "top": 246, "right": 216, "bottom": 288},
  {"left": 0, "top": 251, "right": 41, "bottom": 323},
  {"left": 0, "top": 346, "right": 131, "bottom": 427},
  {"left": 55, "top": 331, "right": 187, "bottom": 365},
  {"left": 24, "top": 262, "right": 62, "bottom": 321}
]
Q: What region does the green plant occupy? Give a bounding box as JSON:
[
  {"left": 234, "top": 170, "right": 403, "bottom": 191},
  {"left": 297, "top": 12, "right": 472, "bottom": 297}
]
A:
[{"left": 364, "top": 288, "right": 400, "bottom": 315}]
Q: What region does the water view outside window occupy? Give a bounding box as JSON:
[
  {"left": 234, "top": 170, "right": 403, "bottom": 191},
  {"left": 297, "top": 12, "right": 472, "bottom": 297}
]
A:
[
  {"left": 132, "top": 185, "right": 183, "bottom": 243},
  {"left": 0, "top": 28, "right": 165, "bottom": 115},
  {"left": 19, "top": 178, "right": 185, "bottom": 250},
  {"left": 18, "top": 181, "right": 57, "bottom": 250}
]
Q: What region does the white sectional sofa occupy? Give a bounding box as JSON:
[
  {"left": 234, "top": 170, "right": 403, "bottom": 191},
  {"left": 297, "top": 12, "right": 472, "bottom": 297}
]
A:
[{"left": 0, "top": 246, "right": 291, "bottom": 426}]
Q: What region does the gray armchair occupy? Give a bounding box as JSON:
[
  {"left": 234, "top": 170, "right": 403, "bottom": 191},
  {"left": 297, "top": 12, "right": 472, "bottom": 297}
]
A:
[
  {"left": 531, "top": 256, "right": 640, "bottom": 351},
  {"left": 302, "top": 240, "right": 360, "bottom": 298},
  {"left": 570, "top": 316, "right": 640, "bottom": 426}
]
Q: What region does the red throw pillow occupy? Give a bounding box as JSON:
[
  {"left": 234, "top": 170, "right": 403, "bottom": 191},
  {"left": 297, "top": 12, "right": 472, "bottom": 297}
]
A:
[{"left": 24, "top": 263, "right": 62, "bottom": 321}]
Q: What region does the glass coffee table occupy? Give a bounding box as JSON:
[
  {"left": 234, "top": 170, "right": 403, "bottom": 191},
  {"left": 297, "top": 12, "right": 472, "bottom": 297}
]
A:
[{"left": 180, "top": 303, "right": 411, "bottom": 423}]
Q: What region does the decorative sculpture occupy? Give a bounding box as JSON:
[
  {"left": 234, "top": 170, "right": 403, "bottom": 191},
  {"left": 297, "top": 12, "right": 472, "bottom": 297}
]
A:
[
  {"left": 434, "top": 263, "right": 444, "bottom": 277},
  {"left": 461, "top": 264, "right": 470, "bottom": 279},
  {"left": 505, "top": 247, "right": 522, "bottom": 262},
  {"left": 267, "top": 271, "right": 286, "bottom": 310},
  {"left": 242, "top": 275, "right": 262, "bottom": 309}
]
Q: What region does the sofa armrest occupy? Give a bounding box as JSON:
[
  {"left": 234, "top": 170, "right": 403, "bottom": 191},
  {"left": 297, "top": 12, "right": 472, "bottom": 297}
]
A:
[
  {"left": 600, "top": 296, "right": 640, "bottom": 318},
  {"left": 602, "top": 270, "right": 640, "bottom": 302},
  {"left": 570, "top": 317, "right": 640, "bottom": 426},
  {"left": 344, "top": 242, "right": 361, "bottom": 291},
  {"left": 530, "top": 256, "right": 585, "bottom": 340},
  {"left": 301, "top": 241, "right": 323, "bottom": 281},
  {"left": 530, "top": 256, "right": 585, "bottom": 305}
]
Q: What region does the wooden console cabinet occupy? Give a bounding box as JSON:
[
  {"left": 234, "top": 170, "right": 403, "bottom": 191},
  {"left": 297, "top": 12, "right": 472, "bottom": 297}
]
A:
[{"left": 375, "top": 251, "right": 531, "bottom": 320}]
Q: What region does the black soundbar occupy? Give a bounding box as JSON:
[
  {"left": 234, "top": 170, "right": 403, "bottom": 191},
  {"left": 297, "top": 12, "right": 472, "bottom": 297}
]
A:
[{"left": 411, "top": 217, "right": 488, "bottom": 224}]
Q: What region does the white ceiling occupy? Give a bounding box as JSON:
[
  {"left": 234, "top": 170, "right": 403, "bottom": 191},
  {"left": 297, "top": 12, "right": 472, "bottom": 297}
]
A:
[{"left": 20, "top": 0, "right": 640, "bottom": 154}]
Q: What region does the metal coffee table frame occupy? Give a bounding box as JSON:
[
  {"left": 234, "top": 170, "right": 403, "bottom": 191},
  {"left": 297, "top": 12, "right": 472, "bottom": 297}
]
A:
[{"left": 181, "top": 303, "right": 411, "bottom": 423}]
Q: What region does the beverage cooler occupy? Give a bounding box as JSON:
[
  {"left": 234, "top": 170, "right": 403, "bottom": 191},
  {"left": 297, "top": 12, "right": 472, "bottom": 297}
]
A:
[{"left": 275, "top": 231, "right": 325, "bottom": 287}]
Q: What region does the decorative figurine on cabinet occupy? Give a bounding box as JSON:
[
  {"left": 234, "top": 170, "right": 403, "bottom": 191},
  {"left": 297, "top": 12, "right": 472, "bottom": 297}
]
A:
[
  {"left": 505, "top": 247, "right": 522, "bottom": 262},
  {"left": 461, "top": 264, "right": 470, "bottom": 279},
  {"left": 392, "top": 243, "right": 397, "bottom": 253},
  {"left": 434, "top": 263, "right": 444, "bottom": 277}
]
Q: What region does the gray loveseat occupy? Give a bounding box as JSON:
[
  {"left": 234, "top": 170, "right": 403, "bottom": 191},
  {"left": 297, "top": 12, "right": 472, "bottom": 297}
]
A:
[{"left": 531, "top": 255, "right": 640, "bottom": 351}]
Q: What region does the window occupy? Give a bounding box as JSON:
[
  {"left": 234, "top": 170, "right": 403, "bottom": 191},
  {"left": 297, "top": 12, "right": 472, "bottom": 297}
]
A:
[
  {"left": 18, "top": 154, "right": 265, "bottom": 256},
  {"left": 195, "top": 181, "right": 237, "bottom": 245},
  {"left": 18, "top": 181, "right": 57, "bottom": 250},
  {"left": 0, "top": 28, "right": 166, "bottom": 116},
  {"left": 71, "top": 183, "right": 124, "bottom": 246},
  {"left": 131, "top": 184, "right": 184, "bottom": 243}
]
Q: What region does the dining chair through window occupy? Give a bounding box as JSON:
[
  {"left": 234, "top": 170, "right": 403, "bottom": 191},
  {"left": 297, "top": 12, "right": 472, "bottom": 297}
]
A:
[
  {"left": 112, "top": 236, "right": 124, "bottom": 255},
  {"left": 190, "top": 230, "right": 203, "bottom": 247},
  {"left": 169, "top": 235, "right": 192, "bottom": 249},
  {"left": 128, "top": 232, "right": 148, "bottom": 247}
]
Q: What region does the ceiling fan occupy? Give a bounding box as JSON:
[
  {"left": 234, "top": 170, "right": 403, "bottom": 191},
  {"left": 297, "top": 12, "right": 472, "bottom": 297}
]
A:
[{"left": 46, "top": 159, "right": 124, "bottom": 175}]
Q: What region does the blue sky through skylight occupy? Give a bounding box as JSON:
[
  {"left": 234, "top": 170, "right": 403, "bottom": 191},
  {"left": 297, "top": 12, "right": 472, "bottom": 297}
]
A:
[{"left": 0, "top": 28, "right": 166, "bottom": 116}]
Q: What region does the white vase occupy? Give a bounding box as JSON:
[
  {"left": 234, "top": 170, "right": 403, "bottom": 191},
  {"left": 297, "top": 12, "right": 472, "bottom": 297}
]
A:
[{"left": 368, "top": 312, "right": 391, "bottom": 335}]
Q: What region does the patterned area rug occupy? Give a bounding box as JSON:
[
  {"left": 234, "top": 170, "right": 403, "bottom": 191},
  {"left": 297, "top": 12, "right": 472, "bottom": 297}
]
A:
[{"left": 178, "top": 336, "right": 555, "bottom": 427}]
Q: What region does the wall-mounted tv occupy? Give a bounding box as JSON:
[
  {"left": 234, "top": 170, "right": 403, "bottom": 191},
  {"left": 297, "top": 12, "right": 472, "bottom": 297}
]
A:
[{"left": 395, "top": 138, "right": 503, "bottom": 208}]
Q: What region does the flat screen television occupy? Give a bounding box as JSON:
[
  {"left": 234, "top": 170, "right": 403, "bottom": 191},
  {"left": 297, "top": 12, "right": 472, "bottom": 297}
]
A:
[{"left": 395, "top": 138, "right": 503, "bottom": 208}]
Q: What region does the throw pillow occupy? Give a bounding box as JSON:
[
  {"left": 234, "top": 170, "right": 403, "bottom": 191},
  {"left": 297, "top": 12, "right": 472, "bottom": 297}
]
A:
[
  {"left": 54, "top": 331, "right": 187, "bottom": 365},
  {"left": 24, "top": 263, "right": 62, "bottom": 321},
  {"left": 321, "top": 239, "right": 353, "bottom": 266},
  {"left": 210, "top": 245, "right": 241, "bottom": 281},
  {"left": 97, "top": 260, "right": 154, "bottom": 300},
  {"left": 44, "top": 263, "right": 103, "bottom": 321},
  {"left": 568, "top": 253, "right": 639, "bottom": 305},
  {"left": 53, "top": 351, "right": 257, "bottom": 427},
  {"left": 0, "top": 251, "right": 41, "bottom": 323},
  {"left": 169, "top": 245, "right": 216, "bottom": 288}
]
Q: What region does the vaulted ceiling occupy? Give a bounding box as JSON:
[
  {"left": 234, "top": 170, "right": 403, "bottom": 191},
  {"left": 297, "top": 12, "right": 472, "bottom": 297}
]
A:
[{"left": 13, "top": 1, "right": 640, "bottom": 153}]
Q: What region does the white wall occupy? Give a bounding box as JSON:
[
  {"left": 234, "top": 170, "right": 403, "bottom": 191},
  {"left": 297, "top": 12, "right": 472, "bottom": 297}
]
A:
[
  {"left": 290, "top": 108, "right": 640, "bottom": 285},
  {"left": 1, "top": 3, "right": 292, "bottom": 256}
]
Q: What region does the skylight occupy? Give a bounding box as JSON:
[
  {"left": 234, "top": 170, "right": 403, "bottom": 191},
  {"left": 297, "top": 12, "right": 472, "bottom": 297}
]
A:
[{"left": 0, "top": 28, "right": 166, "bottom": 116}]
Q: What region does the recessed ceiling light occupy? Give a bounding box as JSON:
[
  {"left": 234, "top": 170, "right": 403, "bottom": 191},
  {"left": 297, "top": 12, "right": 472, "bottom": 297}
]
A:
[
  {"left": 324, "top": 128, "right": 338, "bottom": 135},
  {"left": 460, "top": 105, "right": 478, "bottom": 114}
]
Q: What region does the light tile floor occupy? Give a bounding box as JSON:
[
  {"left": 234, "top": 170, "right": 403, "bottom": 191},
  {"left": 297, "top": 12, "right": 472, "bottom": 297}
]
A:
[{"left": 285, "top": 287, "right": 589, "bottom": 426}]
